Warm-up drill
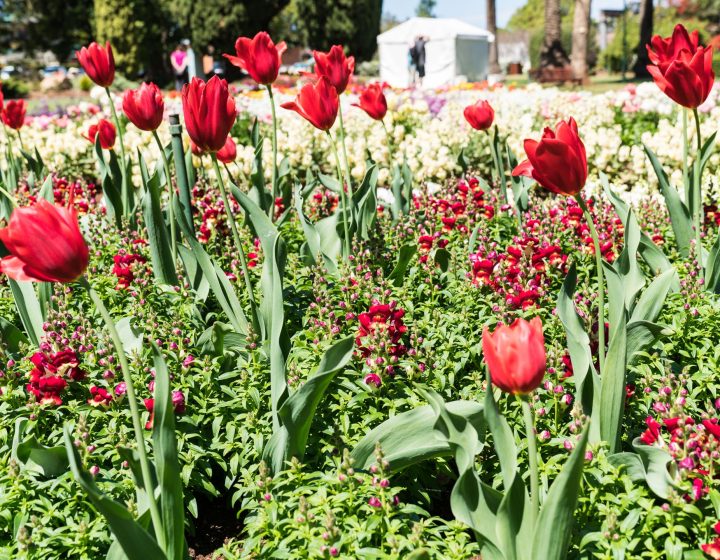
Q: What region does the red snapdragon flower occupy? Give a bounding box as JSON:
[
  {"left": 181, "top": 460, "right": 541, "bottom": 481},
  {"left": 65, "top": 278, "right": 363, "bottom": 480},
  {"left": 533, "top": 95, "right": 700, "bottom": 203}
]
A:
[
  {"left": 512, "top": 117, "right": 588, "bottom": 197},
  {"left": 0, "top": 198, "right": 89, "bottom": 283},
  {"left": 353, "top": 83, "right": 388, "bottom": 121},
  {"left": 85, "top": 119, "right": 116, "bottom": 149},
  {"left": 463, "top": 100, "right": 495, "bottom": 130},
  {"left": 224, "top": 32, "right": 286, "bottom": 85},
  {"left": 76, "top": 42, "right": 115, "bottom": 88},
  {"left": 26, "top": 349, "right": 85, "bottom": 406},
  {"left": 182, "top": 76, "right": 237, "bottom": 153},
  {"left": 122, "top": 82, "right": 164, "bottom": 131},
  {"left": 313, "top": 45, "right": 354, "bottom": 94},
  {"left": 281, "top": 76, "right": 339, "bottom": 131},
  {"left": 482, "top": 317, "right": 546, "bottom": 395},
  {"left": 2, "top": 99, "right": 26, "bottom": 130},
  {"left": 112, "top": 252, "right": 147, "bottom": 289},
  {"left": 647, "top": 24, "right": 714, "bottom": 109}
]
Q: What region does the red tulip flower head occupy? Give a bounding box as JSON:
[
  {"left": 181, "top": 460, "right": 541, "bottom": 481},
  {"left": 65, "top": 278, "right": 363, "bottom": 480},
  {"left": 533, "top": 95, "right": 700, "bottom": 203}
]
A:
[
  {"left": 353, "top": 84, "right": 388, "bottom": 121},
  {"left": 464, "top": 100, "right": 495, "bottom": 131},
  {"left": 281, "top": 76, "right": 339, "bottom": 131},
  {"left": 76, "top": 41, "right": 115, "bottom": 88},
  {"left": 512, "top": 117, "right": 587, "bottom": 197},
  {"left": 182, "top": 76, "right": 237, "bottom": 153},
  {"left": 85, "top": 119, "right": 116, "bottom": 149},
  {"left": 122, "top": 82, "right": 165, "bottom": 131},
  {"left": 216, "top": 135, "right": 237, "bottom": 164},
  {"left": 224, "top": 32, "right": 286, "bottom": 85},
  {"left": 2, "top": 99, "right": 26, "bottom": 130},
  {"left": 647, "top": 24, "right": 714, "bottom": 109},
  {"left": 0, "top": 199, "right": 89, "bottom": 283},
  {"left": 313, "top": 45, "right": 354, "bottom": 94},
  {"left": 482, "top": 317, "right": 546, "bottom": 395}
]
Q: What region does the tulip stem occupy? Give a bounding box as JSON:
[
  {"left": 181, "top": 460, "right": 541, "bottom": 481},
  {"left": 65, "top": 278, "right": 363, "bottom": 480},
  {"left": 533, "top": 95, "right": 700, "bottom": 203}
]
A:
[
  {"left": 0, "top": 185, "right": 18, "bottom": 208},
  {"left": 337, "top": 104, "right": 354, "bottom": 196},
  {"left": 692, "top": 108, "right": 703, "bottom": 263},
  {"left": 520, "top": 396, "right": 540, "bottom": 517},
  {"left": 381, "top": 120, "right": 394, "bottom": 167},
  {"left": 266, "top": 85, "right": 279, "bottom": 212},
  {"left": 327, "top": 131, "right": 352, "bottom": 258},
  {"left": 79, "top": 276, "right": 165, "bottom": 550},
  {"left": 210, "top": 153, "right": 260, "bottom": 332},
  {"left": 576, "top": 195, "right": 605, "bottom": 374},
  {"left": 16, "top": 130, "right": 24, "bottom": 151},
  {"left": 682, "top": 108, "right": 689, "bottom": 206},
  {"left": 106, "top": 87, "right": 131, "bottom": 218},
  {"left": 152, "top": 130, "right": 178, "bottom": 265}
]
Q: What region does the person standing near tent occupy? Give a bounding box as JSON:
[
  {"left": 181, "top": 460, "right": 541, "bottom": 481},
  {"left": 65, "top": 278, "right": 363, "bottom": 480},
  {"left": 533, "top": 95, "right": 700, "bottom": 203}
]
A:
[
  {"left": 182, "top": 39, "right": 198, "bottom": 81},
  {"left": 408, "top": 41, "right": 417, "bottom": 85},
  {"left": 412, "top": 35, "right": 428, "bottom": 86}
]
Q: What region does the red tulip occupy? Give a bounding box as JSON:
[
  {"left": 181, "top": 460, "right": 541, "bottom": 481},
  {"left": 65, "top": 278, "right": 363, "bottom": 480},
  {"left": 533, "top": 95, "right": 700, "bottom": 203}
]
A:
[
  {"left": 647, "top": 24, "right": 714, "bottom": 109},
  {"left": 224, "top": 32, "right": 287, "bottom": 86},
  {"left": 313, "top": 45, "right": 354, "bottom": 94},
  {"left": 512, "top": 117, "right": 587, "bottom": 197},
  {"left": 463, "top": 100, "right": 495, "bottom": 130},
  {"left": 76, "top": 41, "right": 115, "bottom": 88},
  {"left": 216, "top": 136, "right": 237, "bottom": 164},
  {"left": 189, "top": 141, "right": 204, "bottom": 156},
  {"left": 2, "top": 99, "right": 26, "bottom": 130},
  {"left": 122, "top": 82, "right": 164, "bottom": 131},
  {"left": 182, "top": 76, "right": 237, "bottom": 153},
  {"left": 281, "top": 76, "right": 338, "bottom": 131},
  {"left": 0, "top": 199, "right": 89, "bottom": 283},
  {"left": 352, "top": 84, "right": 387, "bottom": 121},
  {"left": 85, "top": 119, "right": 116, "bottom": 149},
  {"left": 482, "top": 317, "right": 546, "bottom": 395}
]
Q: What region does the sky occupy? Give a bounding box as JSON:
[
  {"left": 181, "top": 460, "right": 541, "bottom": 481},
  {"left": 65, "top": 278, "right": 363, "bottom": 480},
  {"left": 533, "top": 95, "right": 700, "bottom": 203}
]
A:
[{"left": 384, "top": 0, "right": 628, "bottom": 28}]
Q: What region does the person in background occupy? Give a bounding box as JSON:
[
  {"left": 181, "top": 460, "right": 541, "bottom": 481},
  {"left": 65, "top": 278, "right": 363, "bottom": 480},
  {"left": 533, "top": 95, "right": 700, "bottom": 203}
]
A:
[
  {"left": 183, "top": 39, "right": 197, "bottom": 81},
  {"left": 203, "top": 45, "right": 216, "bottom": 79},
  {"left": 170, "top": 43, "right": 188, "bottom": 91},
  {"left": 413, "top": 35, "right": 428, "bottom": 87},
  {"left": 407, "top": 41, "right": 417, "bottom": 85}
]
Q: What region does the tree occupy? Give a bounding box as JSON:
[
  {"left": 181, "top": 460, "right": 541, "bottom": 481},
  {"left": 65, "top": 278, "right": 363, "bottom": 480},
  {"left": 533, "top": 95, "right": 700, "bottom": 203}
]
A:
[
  {"left": 296, "top": 0, "right": 382, "bottom": 62},
  {"left": 540, "top": 0, "right": 571, "bottom": 68},
  {"left": 487, "top": 0, "right": 501, "bottom": 74},
  {"left": 416, "top": 0, "right": 436, "bottom": 18},
  {"left": 633, "top": 0, "right": 654, "bottom": 78},
  {"left": 570, "top": 0, "right": 591, "bottom": 81}
]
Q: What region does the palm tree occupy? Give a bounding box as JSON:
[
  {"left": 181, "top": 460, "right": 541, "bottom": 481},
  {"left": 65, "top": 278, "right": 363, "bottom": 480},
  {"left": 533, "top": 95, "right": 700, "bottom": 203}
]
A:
[
  {"left": 487, "top": 0, "right": 501, "bottom": 74},
  {"left": 633, "top": 0, "right": 654, "bottom": 78},
  {"left": 570, "top": 0, "right": 592, "bottom": 82},
  {"left": 539, "top": 0, "right": 570, "bottom": 70}
]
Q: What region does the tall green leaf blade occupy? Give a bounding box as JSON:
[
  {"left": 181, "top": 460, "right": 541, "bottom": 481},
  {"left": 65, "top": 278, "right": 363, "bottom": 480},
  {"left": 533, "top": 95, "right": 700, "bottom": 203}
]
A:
[
  {"left": 599, "top": 313, "right": 627, "bottom": 454},
  {"left": 643, "top": 144, "right": 692, "bottom": 256},
  {"left": 63, "top": 426, "right": 166, "bottom": 560},
  {"left": 531, "top": 423, "right": 590, "bottom": 560},
  {"left": 264, "top": 337, "right": 354, "bottom": 472},
  {"left": 630, "top": 267, "right": 675, "bottom": 323},
  {"left": 140, "top": 167, "right": 177, "bottom": 286},
  {"left": 151, "top": 345, "right": 185, "bottom": 560},
  {"left": 483, "top": 377, "right": 518, "bottom": 492},
  {"left": 8, "top": 279, "right": 44, "bottom": 346}
]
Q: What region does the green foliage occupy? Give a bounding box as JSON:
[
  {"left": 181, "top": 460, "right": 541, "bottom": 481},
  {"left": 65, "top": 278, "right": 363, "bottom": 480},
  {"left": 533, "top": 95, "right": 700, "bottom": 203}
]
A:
[
  {"left": 415, "top": 0, "right": 436, "bottom": 18},
  {"left": 295, "top": 0, "right": 382, "bottom": 62}
]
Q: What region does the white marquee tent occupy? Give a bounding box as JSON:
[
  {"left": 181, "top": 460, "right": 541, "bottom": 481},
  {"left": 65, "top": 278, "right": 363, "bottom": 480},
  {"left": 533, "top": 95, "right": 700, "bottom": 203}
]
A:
[{"left": 377, "top": 17, "right": 495, "bottom": 89}]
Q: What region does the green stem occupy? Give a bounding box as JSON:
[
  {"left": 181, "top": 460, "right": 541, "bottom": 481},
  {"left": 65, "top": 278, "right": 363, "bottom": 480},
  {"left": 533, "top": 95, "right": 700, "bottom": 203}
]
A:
[
  {"left": 223, "top": 162, "right": 237, "bottom": 187},
  {"left": 692, "top": 108, "right": 703, "bottom": 262},
  {"left": 152, "top": 131, "right": 177, "bottom": 264},
  {"left": 0, "top": 184, "right": 18, "bottom": 207},
  {"left": 682, "top": 108, "right": 689, "bottom": 205},
  {"left": 327, "top": 131, "right": 351, "bottom": 259},
  {"left": 79, "top": 276, "right": 165, "bottom": 549},
  {"left": 16, "top": 130, "right": 25, "bottom": 152},
  {"left": 521, "top": 397, "right": 539, "bottom": 516},
  {"left": 210, "top": 154, "right": 260, "bottom": 332},
  {"left": 106, "top": 87, "right": 131, "bottom": 218},
  {"left": 267, "top": 86, "right": 279, "bottom": 206},
  {"left": 105, "top": 87, "right": 127, "bottom": 165},
  {"left": 337, "top": 104, "right": 354, "bottom": 198},
  {"left": 576, "top": 195, "right": 606, "bottom": 374},
  {"left": 381, "top": 120, "right": 394, "bottom": 169}
]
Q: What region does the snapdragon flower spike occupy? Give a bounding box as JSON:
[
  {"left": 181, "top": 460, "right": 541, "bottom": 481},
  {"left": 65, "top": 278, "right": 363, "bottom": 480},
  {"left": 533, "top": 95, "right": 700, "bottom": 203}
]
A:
[
  {"left": 0, "top": 195, "right": 89, "bottom": 283},
  {"left": 27, "top": 349, "right": 86, "bottom": 406}
]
